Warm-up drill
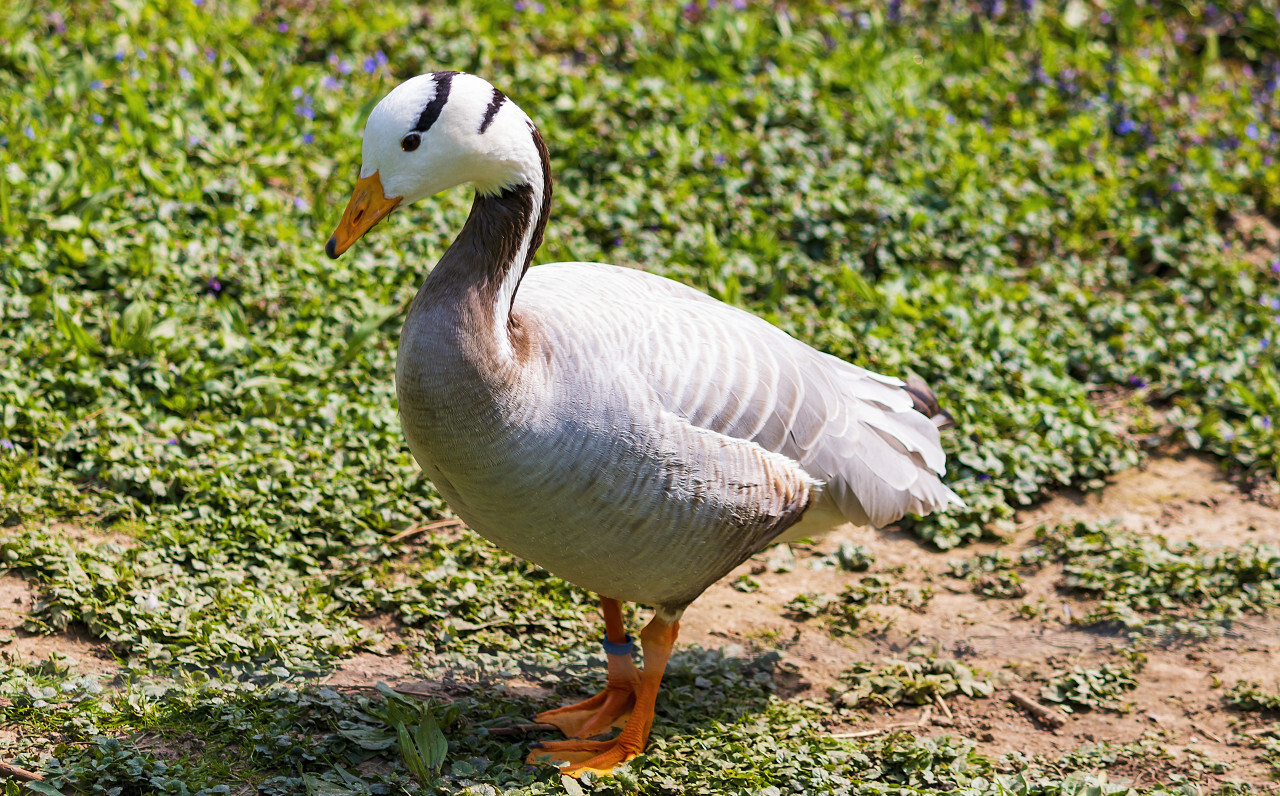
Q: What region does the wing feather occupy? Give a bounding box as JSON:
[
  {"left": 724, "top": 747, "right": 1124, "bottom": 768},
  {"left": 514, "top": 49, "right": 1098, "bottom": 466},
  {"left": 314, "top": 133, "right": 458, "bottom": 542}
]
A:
[{"left": 518, "top": 263, "right": 963, "bottom": 532}]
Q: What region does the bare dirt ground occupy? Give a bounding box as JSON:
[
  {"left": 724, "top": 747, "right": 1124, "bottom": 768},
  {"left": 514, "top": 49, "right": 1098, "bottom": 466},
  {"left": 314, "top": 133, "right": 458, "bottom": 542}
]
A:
[
  {"left": 0, "top": 575, "right": 119, "bottom": 678},
  {"left": 676, "top": 453, "right": 1280, "bottom": 788},
  {"left": 0, "top": 523, "right": 131, "bottom": 678}
]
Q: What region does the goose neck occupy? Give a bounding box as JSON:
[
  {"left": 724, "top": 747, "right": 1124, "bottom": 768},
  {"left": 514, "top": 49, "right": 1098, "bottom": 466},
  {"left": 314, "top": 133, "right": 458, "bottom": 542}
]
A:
[{"left": 415, "top": 125, "right": 551, "bottom": 364}]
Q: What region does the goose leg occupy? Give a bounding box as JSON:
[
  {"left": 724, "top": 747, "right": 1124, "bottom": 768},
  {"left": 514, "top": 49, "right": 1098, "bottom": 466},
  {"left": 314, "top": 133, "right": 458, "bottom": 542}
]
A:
[
  {"left": 530, "top": 597, "right": 638, "bottom": 739},
  {"left": 527, "top": 612, "right": 679, "bottom": 776}
]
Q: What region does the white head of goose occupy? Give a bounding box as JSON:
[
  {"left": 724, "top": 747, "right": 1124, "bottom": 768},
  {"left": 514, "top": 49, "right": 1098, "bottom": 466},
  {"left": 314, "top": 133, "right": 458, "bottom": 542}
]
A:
[{"left": 327, "top": 71, "right": 963, "bottom": 777}]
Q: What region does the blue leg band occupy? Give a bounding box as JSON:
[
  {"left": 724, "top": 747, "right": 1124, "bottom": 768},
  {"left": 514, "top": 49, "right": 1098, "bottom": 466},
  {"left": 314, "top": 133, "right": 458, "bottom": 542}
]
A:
[{"left": 601, "top": 634, "right": 634, "bottom": 656}]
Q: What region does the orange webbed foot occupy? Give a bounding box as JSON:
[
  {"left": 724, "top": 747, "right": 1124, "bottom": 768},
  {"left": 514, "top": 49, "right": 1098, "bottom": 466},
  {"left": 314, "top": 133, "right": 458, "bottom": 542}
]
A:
[
  {"left": 525, "top": 737, "right": 640, "bottom": 775},
  {"left": 533, "top": 674, "right": 636, "bottom": 740},
  {"left": 528, "top": 608, "right": 679, "bottom": 778}
]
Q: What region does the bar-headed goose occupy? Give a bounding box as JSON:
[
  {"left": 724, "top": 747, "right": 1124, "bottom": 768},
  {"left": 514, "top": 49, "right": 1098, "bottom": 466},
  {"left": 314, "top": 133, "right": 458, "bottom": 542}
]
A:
[{"left": 327, "top": 71, "right": 962, "bottom": 777}]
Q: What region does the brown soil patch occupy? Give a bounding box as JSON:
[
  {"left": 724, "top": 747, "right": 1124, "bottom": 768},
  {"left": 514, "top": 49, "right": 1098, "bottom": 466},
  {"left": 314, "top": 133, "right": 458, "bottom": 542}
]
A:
[
  {"left": 0, "top": 574, "right": 118, "bottom": 677},
  {"left": 321, "top": 650, "right": 419, "bottom": 689},
  {"left": 1018, "top": 454, "right": 1280, "bottom": 548},
  {"left": 674, "top": 453, "right": 1280, "bottom": 787}
]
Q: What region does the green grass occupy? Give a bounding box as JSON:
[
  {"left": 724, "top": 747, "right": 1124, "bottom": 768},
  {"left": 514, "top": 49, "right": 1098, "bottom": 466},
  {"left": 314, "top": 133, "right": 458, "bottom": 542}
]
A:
[
  {"left": 1226, "top": 680, "right": 1280, "bottom": 713},
  {"left": 830, "top": 649, "right": 995, "bottom": 710},
  {"left": 1, "top": 0, "right": 1280, "bottom": 791}
]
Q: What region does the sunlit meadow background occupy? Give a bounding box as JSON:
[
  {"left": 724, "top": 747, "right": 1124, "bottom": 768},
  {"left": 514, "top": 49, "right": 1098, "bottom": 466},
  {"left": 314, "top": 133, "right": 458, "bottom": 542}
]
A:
[{"left": 1, "top": 0, "right": 1279, "bottom": 792}]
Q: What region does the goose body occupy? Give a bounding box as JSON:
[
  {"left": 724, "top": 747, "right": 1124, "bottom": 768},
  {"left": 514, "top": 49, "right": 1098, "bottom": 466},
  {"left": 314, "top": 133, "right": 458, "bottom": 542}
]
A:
[
  {"left": 328, "top": 71, "right": 961, "bottom": 776},
  {"left": 400, "top": 260, "right": 956, "bottom": 608}
]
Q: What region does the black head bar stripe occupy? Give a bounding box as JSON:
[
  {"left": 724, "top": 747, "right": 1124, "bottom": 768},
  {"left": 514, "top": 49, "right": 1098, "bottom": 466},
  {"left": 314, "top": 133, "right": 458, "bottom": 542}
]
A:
[
  {"left": 479, "top": 86, "right": 507, "bottom": 134},
  {"left": 414, "top": 71, "right": 459, "bottom": 133}
]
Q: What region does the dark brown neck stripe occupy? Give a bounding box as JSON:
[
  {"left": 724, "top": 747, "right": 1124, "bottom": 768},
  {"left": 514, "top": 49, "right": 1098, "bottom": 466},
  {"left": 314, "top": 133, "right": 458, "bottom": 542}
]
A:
[{"left": 524, "top": 122, "right": 552, "bottom": 278}]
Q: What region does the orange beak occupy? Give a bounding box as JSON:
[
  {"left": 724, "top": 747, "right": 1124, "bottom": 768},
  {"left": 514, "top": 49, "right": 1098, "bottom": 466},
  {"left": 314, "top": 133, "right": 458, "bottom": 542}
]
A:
[{"left": 326, "top": 171, "right": 402, "bottom": 259}]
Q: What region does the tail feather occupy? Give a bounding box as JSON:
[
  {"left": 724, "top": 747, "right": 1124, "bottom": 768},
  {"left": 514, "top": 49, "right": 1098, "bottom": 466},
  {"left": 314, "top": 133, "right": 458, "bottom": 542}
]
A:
[{"left": 903, "top": 374, "right": 956, "bottom": 431}]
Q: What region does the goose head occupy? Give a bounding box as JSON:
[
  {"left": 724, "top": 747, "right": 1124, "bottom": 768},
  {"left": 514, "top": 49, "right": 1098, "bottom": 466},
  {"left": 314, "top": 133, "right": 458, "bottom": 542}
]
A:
[{"left": 326, "top": 71, "right": 541, "bottom": 259}]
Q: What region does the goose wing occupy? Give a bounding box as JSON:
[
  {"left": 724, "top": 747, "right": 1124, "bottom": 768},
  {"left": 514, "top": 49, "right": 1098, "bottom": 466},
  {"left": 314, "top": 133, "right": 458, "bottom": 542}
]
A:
[{"left": 520, "top": 262, "right": 962, "bottom": 528}]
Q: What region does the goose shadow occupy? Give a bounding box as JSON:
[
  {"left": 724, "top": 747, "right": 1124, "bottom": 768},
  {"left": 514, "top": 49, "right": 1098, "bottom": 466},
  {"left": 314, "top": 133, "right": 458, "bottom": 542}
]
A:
[{"left": 390, "top": 643, "right": 786, "bottom": 771}]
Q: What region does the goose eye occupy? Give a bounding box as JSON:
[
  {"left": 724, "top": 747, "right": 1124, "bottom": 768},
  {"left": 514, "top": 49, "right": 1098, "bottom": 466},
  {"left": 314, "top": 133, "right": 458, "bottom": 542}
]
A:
[{"left": 401, "top": 133, "right": 421, "bottom": 152}]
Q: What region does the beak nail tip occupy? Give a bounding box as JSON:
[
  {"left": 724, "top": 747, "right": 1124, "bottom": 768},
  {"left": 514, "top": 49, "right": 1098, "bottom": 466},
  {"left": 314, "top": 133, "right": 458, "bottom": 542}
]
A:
[{"left": 325, "top": 237, "right": 339, "bottom": 259}]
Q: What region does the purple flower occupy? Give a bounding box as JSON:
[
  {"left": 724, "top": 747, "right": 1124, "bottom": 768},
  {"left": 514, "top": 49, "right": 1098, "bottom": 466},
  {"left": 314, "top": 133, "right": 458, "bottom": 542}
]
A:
[
  {"left": 1128, "top": 376, "right": 1147, "bottom": 388},
  {"left": 178, "top": 67, "right": 191, "bottom": 82},
  {"left": 713, "top": 153, "right": 726, "bottom": 166},
  {"left": 1271, "top": 260, "right": 1279, "bottom": 274},
  {"left": 0, "top": 136, "right": 8, "bottom": 148},
  {"left": 24, "top": 125, "right": 34, "bottom": 140},
  {"left": 294, "top": 196, "right": 310, "bottom": 210},
  {"left": 1247, "top": 123, "right": 1260, "bottom": 140},
  {"left": 732, "top": 0, "right": 747, "bottom": 8},
  {"left": 91, "top": 113, "right": 103, "bottom": 125},
  {"left": 188, "top": 134, "right": 201, "bottom": 146},
  {"left": 278, "top": 21, "right": 289, "bottom": 33},
  {"left": 1115, "top": 118, "right": 1137, "bottom": 135},
  {"left": 291, "top": 86, "right": 304, "bottom": 99},
  {"left": 322, "top": 75, "right": 341, "bottom": 91},
  {"left": 205, "top": 48, "right": 216, "bottom": 62},
  {"left": 1171, "top": 181, "right": 1184, "bottom": 192},
  {"left": 296, "top": 105, "right": 314, "bottom": 120},
  {"left": 167, "top": 437, "right": 179, "bottom": 445},
  {"left": 90, "top": 80, "right": 104, "bottom": 90},
  {"left": 1100, "top": 11, "right": 1111, "bottom": 23},
  {"left": 1055, "top": 68, "right": 1079, "bottom": 96},
  {"left": 207, "top": 277, "right": 222, "bottom": 295},
  {"left": 977, "top": 473, "right": 991, "bottom": 481},
  {"left": 0, "top": 440, "right": 14, "bottom": 450},
  {"left": 945, "top": 113, "right": 956, "bottom": 125},
  {"left": 375, "top": 50, "right": 388, "bottom": 68},
  {"left": 303, "top": 132, "right": 314, "bottom": 144},
  {"left": 115, "top": 51, "right": 125, "bottom": 61},
  {"left": 337, "top": 60, "right": 353, "bottom": 75},
  {"left": 1264, "top": 417, "right": 1274, "bottom": 430},
  {"left": 193, "top": 0, "right": 203, "bottom": 6},
  {"left": 363, "top": 56, "right": 378, "bottom": 74}
]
